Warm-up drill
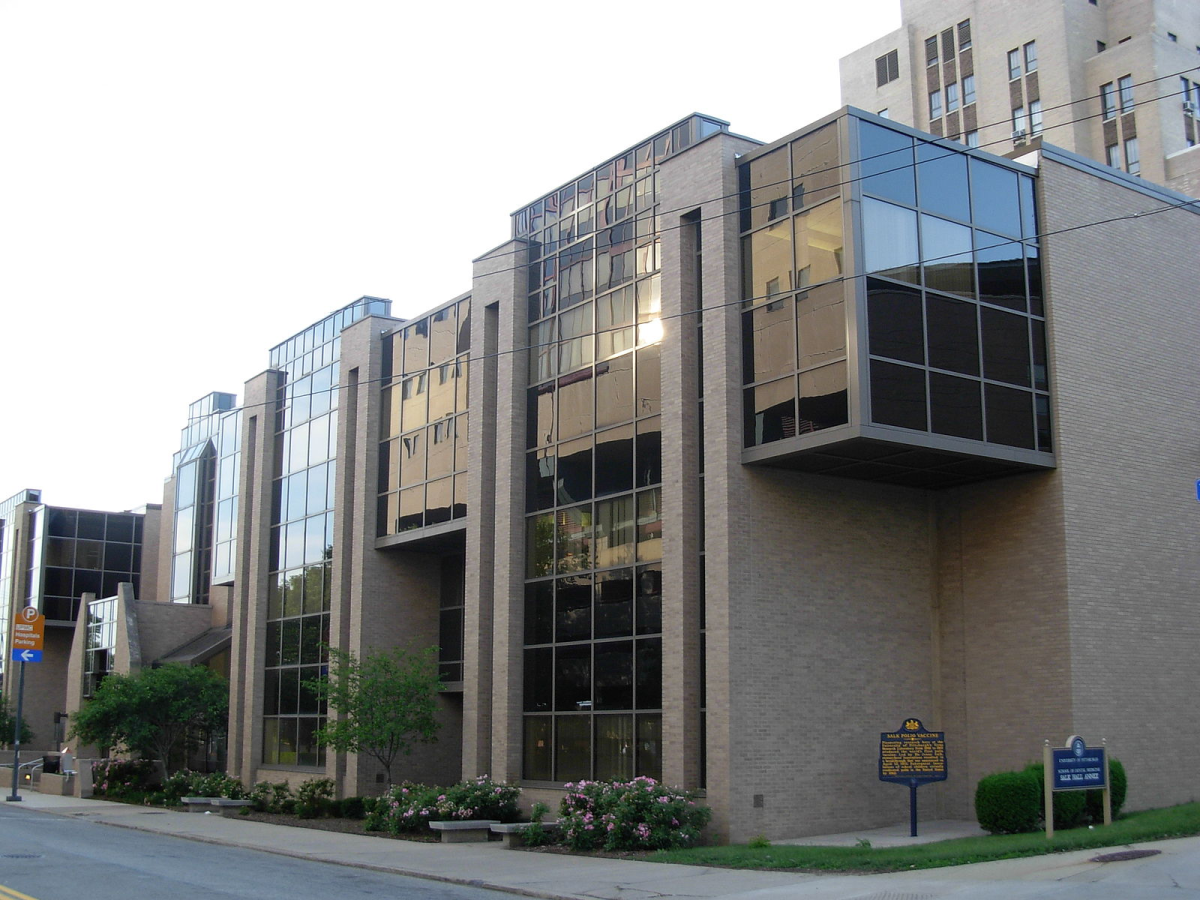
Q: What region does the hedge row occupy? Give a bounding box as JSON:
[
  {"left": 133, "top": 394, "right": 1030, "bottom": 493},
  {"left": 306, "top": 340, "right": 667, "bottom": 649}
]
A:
[{"left": 975, "top": 759, "right": 1127, "bottom": 834}]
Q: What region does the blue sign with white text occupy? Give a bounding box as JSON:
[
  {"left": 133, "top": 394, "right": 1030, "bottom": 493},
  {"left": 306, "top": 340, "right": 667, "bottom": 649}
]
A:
[
  {"left": 1051, "top": 738, "right": 1106, "bottom": 790},
  {"left": 10, "top": 648, "right": 41, "bottom": 664}
]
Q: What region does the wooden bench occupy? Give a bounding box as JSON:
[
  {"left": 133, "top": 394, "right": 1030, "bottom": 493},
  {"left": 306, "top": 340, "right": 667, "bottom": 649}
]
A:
[
  {"left": 428, "top": 819, "right": 500, "bottom": 843},
  {"left": 182, "top": 797, "right": 255, "bottom": 817},
  {"left": 490, "top": 821, "right": 561, "bottom": 848}
]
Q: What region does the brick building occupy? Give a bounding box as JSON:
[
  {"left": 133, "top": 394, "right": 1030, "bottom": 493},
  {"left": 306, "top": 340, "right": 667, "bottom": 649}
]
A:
[{"left": 6, "top": 104, "right": 1198, "bottom": 841}]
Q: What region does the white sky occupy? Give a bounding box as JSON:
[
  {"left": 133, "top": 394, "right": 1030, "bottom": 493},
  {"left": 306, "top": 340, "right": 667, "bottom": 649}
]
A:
[{"left": 0, "top": 0, "right": 900, "bottom": 513}]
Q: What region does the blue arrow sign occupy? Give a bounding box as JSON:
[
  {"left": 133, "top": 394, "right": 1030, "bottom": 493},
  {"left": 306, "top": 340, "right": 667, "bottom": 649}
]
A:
[{"left": 10, "top": 648, "right": 41, "bottom": 663}]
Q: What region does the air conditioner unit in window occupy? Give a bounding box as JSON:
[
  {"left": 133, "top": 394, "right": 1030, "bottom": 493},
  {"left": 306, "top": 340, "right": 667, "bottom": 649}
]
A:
[
  {"left": 1184, "top": 100, "right": 1198, "bottom": 115},
  {"left": 1011, "top": 128, "right": 1028, "bottom": 142}
]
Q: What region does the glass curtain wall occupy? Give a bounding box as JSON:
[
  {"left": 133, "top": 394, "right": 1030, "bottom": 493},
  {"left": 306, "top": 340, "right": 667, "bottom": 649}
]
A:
[
  {"left": 262, "top": 297, "right": 387, "bottom": 768},
  {"left": 83, "top": 595, "right": 117, "bottom": 697},
  {"left": 378, "top": 299, "right": 471, "bottom": 536},
  {"left": 740, "top": 122, "right": 849, "bottom": 447},
  {"left": 511, "top": 119, "right": 723, "bottom": 784},
  {"left": 855, "top": 118, "right": 1051, "bottom": 450},
  {"left": 33, "top": 508, "right": 143, "bottom": 622},
  {"left": 211, "top": 408, "right": 242, "bottom": 585}
]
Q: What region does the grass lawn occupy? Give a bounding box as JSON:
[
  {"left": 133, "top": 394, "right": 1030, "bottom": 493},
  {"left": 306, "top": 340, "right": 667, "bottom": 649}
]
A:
[{"left": 651, "top": 803, "right": 1200, "bottom": 873}]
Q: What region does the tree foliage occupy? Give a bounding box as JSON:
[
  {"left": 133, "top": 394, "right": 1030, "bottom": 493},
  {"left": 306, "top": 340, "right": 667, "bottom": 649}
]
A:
[
  {"left": 0, "top": 693, "right": 34, "bottom": 749},
  {"left": 69, "top": 665, "right": 228, "bottom": 771},
  {"left": 309, "top": 645, "right": 441, "bottom": 785}
]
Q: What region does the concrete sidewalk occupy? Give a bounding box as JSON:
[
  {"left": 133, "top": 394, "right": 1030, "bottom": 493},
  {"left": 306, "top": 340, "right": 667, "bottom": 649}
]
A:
[{"left": 7, "top": 788, "right": 1197, "bottom": 899}]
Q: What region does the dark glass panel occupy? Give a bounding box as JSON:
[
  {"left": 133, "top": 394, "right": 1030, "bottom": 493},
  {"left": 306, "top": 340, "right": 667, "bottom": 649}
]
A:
[
  {"left": 636, "top": 714, "right": 662, "bottom": 780},
  {"left": 101, "top": 572, "right": 124, "bottom": 598},
  {"left": 525, "top": 581, "right": 554, "bottom": 645},
  {"left": 283, "top": 569, "right": 302, "bottom": 616},
  {"left": 280, "top": 619, "right": 301, "bottom": 666},
  {"left": 557, "top": 370, "right": 593, "bottom": 441},
  {"left": 297, "top": 717, "right": 322, "bottom": 766},
  {"left": 555, "top": 644, "right": 591, "bottom": 712},
  {"left": 595, "top": 425, "right": 634, "bottom": 497},
  {"left": 867, "top": 278, "right": 924, "bottom": 364},
  {"left": 1026, "top": 244, "right": 1044, "bottom": 316},
  {"left": 556, "top": 437, "right": 592, "bottom": 505},
  {"left": 970, "top": 158, "right": 1022, "bottom": 237},
  {"left": 523, "top": 716, "right": 552, "bottom": 781},
  {"left": 527, "top": 513, "right": 555, "bottom": 578},
  {"left": 916, "top": 141, "right": 971, "bottom": 221},
  {"left": 921, "top": 215, "right": 974, "bottom": 298},
  {"left": 265, "top": 621, "right": 282, "bottom": 667},
  {"left": 105, "top": 515, "right": 135, "bottom": 543},
  {"left": 595, "top": 354, "right": 633, "bottom": 427},
  {"left": 981, "top": 307, "right": 1031, "bottom": 386},
  {"left": 929, "top": 373, "right": 984, "bottom": 440},
  {"left": 278, "top": 669, "right": 299, "bottom": 715},
  {"left": 742, "top": 222, "right": 792, "bottom": 301},
  {"left": 523, "top": 647, "right": 553, "bottom": 711},
  {"left": 927, "top": 294, "right": 979, "bottom": 375},
  {"left": 555, "top": 716, "right": 591, "bottom": 782},
  {"left": 263, "top": 669, "right": 279, "bottom": 715},
  {"left": 595, "top": 568, "right": 634, "bottom": 638},
  {"left": 595, "top": 641, "right": 634, "bottom": 710},
  {"left": 635, "top": 418, "right": 662, "bottom": 487},
  {"left": 74, "top": 569, "right": 101, "bottom": 596},
  {"left": 870, "top": 360, "right": 928, "bottom": 431},
  {"left": 1031, "top": 320, "right": 1048, "bottom": 391},
  {"left": 595, "top": 715, "right": 634, "bottom": 781},
  {"left": 47, "top": 508, "right": 77, "bottom": 537},
  {"left": 797, "top": 362, "right": 849, "bottom": 432},
  {"left": 398, "top": 486, "right": 423, "bottom": 532},
  {"left": 526, "top": 450, "right": 556, "bottom": 512},
  {"left": 555, "top": 574, "right": 592, "bottom": 642},
  {"left": 976, "top": 234, "right": 1026, "bottom": 311},
  {"left": 862, "top": 199, "right": 920, "bottom": 285},
  {"left": 298, "top": 667, "right": 320, "bottom": 714},
  {"left": 303, "top": 565, "right": 324, "bottom": 615},
  {"left": 745, "top": 379, "right": 796, "bottom": 446},
  {"left": 635, "top": 637, "right": 662, "bottom": 709},
  {"left": 857, "top": 120, "right": 916, "bottom": 204},
  {"left": 1019, "top": 174, "right": 1038, "bottom": 239},
  {"left": 985, "top": 384, "right": 1035, "bottom": 448},
  {"left": 636, "top": 565, "right": 662, "bottom": 635},
  {"left": 743, "top": 301, "right": 794, "bottom": 385},
  {"left": 104, "top": 542, "right": 134, "bottom": 572},
  {"left": 1036, "top": 395, "right": 1053, "bottom": 452},
  {"left": 77, "top": 512, "right": 106, "bottom": 540}
]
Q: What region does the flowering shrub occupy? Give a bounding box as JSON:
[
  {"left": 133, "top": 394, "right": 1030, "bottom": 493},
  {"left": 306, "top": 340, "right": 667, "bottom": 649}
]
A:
[
  {"left": 366, "top": 776, "right": 521, "bottom": 833},
  {"left": 248, "top": 780, "right": 295, "bottom": 814},
  {"left": 295, "top": 777, "right": 335, "bottom": 819},
  {"left": 92, "top": 758, "right": 157, "bottom": 799},
  {"left": 558, "top": 777, "right": 711, "bottom": 851}
]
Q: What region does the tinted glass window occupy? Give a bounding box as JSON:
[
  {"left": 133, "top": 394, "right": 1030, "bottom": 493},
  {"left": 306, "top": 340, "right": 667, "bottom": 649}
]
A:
[
  {"left": 981, "top": 308, "right": 1031, "bottom": 386},
  {"left": 985, "top": 384, "right": 1034, "bottom": 448},
  {"left": 916, "top": 142, "right": 970, "bottom": 221},
  {"left": 927, "top": 295, "right": 979, "bottom": 375},
  {"left": 868, "top": 278, "right": 924, "bottom": 364},
  {"left": 870, "top": 361, "right": 927, "bottom": 430},
  {"left": 970, "top": 159, "right": 1022, "bottom": 237},
  {"left": 858, "top": 121, "right": 916, "bottom": 205},
  {"left": 930, "top": 373, "right": 983, "bottom": 440}
]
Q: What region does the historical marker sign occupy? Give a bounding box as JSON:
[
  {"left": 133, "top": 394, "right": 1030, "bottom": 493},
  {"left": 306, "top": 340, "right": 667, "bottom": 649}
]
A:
[{"left": 879, "top": 718, "right": 948, "bottom": 784}]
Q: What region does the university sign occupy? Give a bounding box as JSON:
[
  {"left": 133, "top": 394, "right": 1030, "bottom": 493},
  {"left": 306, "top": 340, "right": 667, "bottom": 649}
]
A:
[{"left": 1042, "top": 734, "right": 1112, "bottom": 838}]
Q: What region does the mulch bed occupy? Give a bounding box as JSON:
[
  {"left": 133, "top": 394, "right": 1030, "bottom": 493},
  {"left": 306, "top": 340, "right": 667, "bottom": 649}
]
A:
[{"left": 224, "top": 810, "right": 439, "bottom": 842}]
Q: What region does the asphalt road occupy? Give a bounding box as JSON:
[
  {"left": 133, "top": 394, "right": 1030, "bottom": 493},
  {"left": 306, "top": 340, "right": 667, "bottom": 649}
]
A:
[{"left": 0, "top": 804, "right": 511, "bottom": 900}]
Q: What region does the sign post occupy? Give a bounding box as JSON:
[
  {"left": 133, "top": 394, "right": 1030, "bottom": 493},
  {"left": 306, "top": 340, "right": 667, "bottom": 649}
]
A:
[
  {"left": 7, "top": 607, "right": 43, "bottom": 803},
  {"left": 879, "top": 718, "right": 947, "bottom": 836},
  {"left": 1043, "top": 735, "right": 1109, "bottom": 839}
]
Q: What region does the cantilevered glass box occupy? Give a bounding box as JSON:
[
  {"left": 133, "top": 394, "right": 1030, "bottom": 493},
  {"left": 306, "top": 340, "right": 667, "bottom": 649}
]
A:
[{"left": 740, "top": 110, "right": 1053, "bottom": 487}]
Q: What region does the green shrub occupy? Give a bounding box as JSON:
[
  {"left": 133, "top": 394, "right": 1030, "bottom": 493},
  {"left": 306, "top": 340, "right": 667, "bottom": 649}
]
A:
[
  {"left": 249, "top": 780, "right": 295, "bottom": 814},
  {"left": 522, "top": 801, "right": 554, "bottom": 847},
  {"left": 558, "top": 777, "right": 711, "bottom": 851},
  {"left": 369, "top": 777, "right": 521, "bottom": 834},
  {"left": 975, "top": 769, "right": 1041, "bottom": 834},
  {"left": 339, "top": 796, "right": 367, "bottom": 819},
  {"left": 295, "top": 777, "right": 335, "bottom": 819}
]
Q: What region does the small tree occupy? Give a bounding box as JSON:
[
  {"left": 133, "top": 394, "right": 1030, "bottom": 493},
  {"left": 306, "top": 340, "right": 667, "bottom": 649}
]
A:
[
  {"left": 69, "top": 665, "right": 228, "bottom": 771},
  {"left": 0, "top": 693, "right": 34, "bottom": 749},
  {"left": 309, "top": 645, "right": 441, "bottom": 785}
]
